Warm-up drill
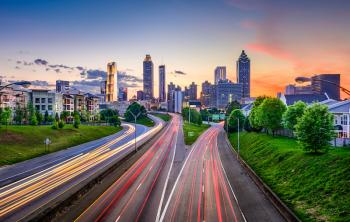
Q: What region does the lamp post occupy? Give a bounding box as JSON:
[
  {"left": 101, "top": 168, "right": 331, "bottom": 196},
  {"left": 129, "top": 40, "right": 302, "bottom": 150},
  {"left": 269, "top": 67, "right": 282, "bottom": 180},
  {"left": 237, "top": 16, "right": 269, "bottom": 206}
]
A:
[
  {"left": 0, "top": 81, "right": 31, "bottom": 91},
  {"left": 126, "top": 110, "right": 141, "bottom": 152},
  {"left": 295, "top": 77, "right": 350, "bottom": 97}
]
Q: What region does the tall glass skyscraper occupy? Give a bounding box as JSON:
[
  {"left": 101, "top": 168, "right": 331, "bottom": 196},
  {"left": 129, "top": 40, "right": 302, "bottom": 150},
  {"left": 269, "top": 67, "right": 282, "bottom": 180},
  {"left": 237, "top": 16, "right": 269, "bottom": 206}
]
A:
[
  {"left": 106, "top": 62, "right": 116, "bottom": 102},
  {"left": 214, "top": 66, "right": 226, "bottom": 84},
  {"left": 143, "top": 54, "right": 154, "bottom": 100},
  {"left": 159, "top": 65, "right": 166, "bottom": 102},
  {"left": 236, "top": 50, "right": 250, "bottom": 98}
]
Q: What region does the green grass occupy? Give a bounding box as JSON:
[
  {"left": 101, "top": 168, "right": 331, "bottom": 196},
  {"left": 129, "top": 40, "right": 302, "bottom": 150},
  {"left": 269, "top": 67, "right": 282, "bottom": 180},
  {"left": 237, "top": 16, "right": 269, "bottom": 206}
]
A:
[
  {"left": 0, "top": 125, "right": 122, "bottom": 166},
  {"left": 152, "top": 113, "right": 172, "bottom": 122},
  {"left": 125, "top": 116, "right": 155, "bottom": 127},
  {"left": 183, "top": 121, "right": 210, "bottom": 145},
  {"left": 229, "top": 132, "right": 350, "bottom": 222}
]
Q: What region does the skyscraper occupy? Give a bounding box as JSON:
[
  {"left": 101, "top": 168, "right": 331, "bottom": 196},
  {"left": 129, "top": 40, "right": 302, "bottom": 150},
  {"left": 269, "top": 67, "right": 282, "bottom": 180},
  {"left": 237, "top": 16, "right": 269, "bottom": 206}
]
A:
[
  {"left": 143, "top": 54, "right": 154, "bottom": 100},
  {"left": 236, "top": 50, "right": 250, "bottom": 98},
  {"left": 159, "top": 65, "right": 166, "bottom": 102},
  {"left": 56, "top": 80, "right": 69, "bottom": 93},
  {"left": 200, "top": 81, "right": 212, "bottom": 107},
  {"left": 167, "top": 82, "right": 176, "bottom": 101},
  {"left": 106, "top": 62, "right": 116, "bottom": 102},
  {"left": 311, "top": 74, "right": 340, "bottom": 100},
  {"left": 118, "top": 87, "right": 128, "bottom": 101},
  {"left": 188, "top": 82, "right": 197, "bottom": 100},
  {"left": 214, "top": 66, "right": 226, "bottom": 84}
]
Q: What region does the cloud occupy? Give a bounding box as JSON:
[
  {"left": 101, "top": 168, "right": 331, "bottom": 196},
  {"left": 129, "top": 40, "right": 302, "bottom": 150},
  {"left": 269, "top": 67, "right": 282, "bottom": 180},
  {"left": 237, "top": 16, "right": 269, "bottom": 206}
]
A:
[
  {"left": 117, "top": 71, "right": 142, "bottom": 88},
  {"left": 71, "top": 79, "right": 102, "bottom": 94},
  {"left": 15, "top": 66, "right": 20, "bottom": 69},
  {"left": 81, "top": 69, "right": 107, "bottom": 80},
  {"left": 54, "top": 68, "right": 61, "bottom": 73},
  {"left": 76, "top": 66, "right": 84, "bottom": 71},
  {"left": 34, "top": 58, "right": 49, "bottom": 65},
  {"left": 170, "top": 70, "right": 186, "bottom": 75}
]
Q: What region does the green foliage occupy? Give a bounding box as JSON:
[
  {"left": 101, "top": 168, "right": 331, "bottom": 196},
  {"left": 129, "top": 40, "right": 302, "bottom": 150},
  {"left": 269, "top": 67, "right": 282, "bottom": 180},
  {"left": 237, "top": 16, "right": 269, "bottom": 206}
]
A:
[
  {"left": 109, "top": 116, "right": 121, "bottom": 127},
  {"left": 200, "top": 109, "right": 210, "bottom": 122},
  {"left": 47, "top": 115, "right": 54, "bottom": 123},
  {"left": 55, "top": 113, "right": 60, "bottom": 122},
  {"left": 124, "top": 102, "right": 147, "bottom": 122},
  {"left": 283, "top": 101, "right": 307, "bottom": 130},
  {"left": 0, "top": 107, "right": 12, "bottom": 127},
  {"left": 229, "top": 132, "right": 350, "bottom": 222},
  {"left": 295, "top": 103, "right": 335, "bottom": 153},
  {"left": 58, "top": 120, "right": 65, "bottom": 129},
  {"left": 30, "top": 114, "right": 38, "bottom": 126},
  {"left": 249, "top": 96, "right": 269, "bottom": 130},
  {"left": 35, "top": 110, "right": 43, "bottom": 124},
  {"left": 14, "top": 107, "right": 24, "bottom": 124},
  {"left": 51, "top": 120, "right": 58, "bottom": 129},
  {"left": 183, "top": 122, "right": 210, "bottom": 145},
  {"left": 60, "top": 111, "right": 70, "bottom": 123},
  {"left": 152, "top": 113, "right": 171, "bottom": 122},
  {"left": 73, "top": 113, "right": 80, "bottom": 128},
  {"left": 225, "top": 100, "right": 241, "bottom": 116},
  {"left": 100, "top": 109, "right": 119, "bottom": 121},
  {"left": 256, "top": 98, "right": 286, "bottom": 135},
  {"left": 243, "top": 115, "right": 253, "bottom": 132},
  {"left": 44, "top": 110, "right": 49, "bottom": 123},
  {"left": 226, "top": 109, "right": 245, "bottom": 132},
  {"left": 182, "top": 107, "right": 202, "bottom": 125}
]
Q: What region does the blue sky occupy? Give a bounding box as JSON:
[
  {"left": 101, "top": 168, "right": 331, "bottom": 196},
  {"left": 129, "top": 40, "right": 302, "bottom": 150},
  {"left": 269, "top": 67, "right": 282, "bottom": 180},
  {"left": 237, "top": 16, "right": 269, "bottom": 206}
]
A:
[{"left": 1, "top": 0, "right": 349, "bottom": 97}]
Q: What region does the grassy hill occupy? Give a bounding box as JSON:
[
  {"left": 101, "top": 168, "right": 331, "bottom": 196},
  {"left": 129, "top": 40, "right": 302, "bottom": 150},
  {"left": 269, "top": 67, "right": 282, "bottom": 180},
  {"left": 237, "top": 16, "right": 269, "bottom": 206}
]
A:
[
  {"left": 0, "top": 125, "right": 122, "bottom": 166},
  {"left": 229, "top": 132, "right": 350, "bottom": 222},
  {"left": 183, "top": 122, "right": 210, "bottom": 145}
]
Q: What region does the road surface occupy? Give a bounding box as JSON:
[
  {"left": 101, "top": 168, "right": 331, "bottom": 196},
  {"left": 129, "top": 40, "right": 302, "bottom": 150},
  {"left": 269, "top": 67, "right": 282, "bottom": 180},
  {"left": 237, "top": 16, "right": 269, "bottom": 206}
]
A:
[
  {"left": 76, "top": 113, "right": 186, "bottom": 222},
  {"left": 0, "top": 115, "right": 163, "bottom": 222}
]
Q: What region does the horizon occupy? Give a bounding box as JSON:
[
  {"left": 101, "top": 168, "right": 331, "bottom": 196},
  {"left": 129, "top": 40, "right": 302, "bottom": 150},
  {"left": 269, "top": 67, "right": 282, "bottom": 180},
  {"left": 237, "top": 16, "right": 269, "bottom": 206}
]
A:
[{"left": 1, "top": 0, "right": 349, "bottom": 98}]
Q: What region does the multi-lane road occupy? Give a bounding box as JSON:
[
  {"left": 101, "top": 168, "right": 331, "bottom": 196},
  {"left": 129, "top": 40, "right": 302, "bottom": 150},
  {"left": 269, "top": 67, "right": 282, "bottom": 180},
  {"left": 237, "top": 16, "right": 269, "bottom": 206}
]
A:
[
  {"left": 0, "top": 114, "right": 286, "bottom": 222},
  {"left": 0, "top": 116, "right": 164, "bottom": 222}
]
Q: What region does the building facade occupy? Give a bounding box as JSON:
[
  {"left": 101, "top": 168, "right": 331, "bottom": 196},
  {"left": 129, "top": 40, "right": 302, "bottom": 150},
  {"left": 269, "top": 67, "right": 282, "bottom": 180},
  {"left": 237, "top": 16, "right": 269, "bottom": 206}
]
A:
[
  {"left": 143, "top": 54, "right": 154, "bottom": 100},
  {"left": 106, "top": 62, "right": 117, "bottom": 102},
  {"left": 32, "top": 89, "right": 63, "bottom": 116},
  {"left": 136, "top": 90, "right": 144, "bottom": 101},
  {"left": 214, "top": 66, "right": 226, "bottom": 84},
  {"left": 236, "top": 50, "right": 250, "bottom": 98},
  {"left": 311, "top": 74, "right": 340, "bottom": 101},
  {"left": 118, "top": 87, "right": 128, "bottom": 101},
  {"left": 215, "top": 80, "right": 243, "bottom": 109},
  {"left": 56, "top": 80, "right": 69, "bottom": 93},
  {"left": 167, "top": 82, "right": 176, "bottom": 101},
  {"left": 159, "top": 65, "right": 166, "bottom": 102},
  {"left": 200, "top": 80, "right": 212, "bottom": 107}
]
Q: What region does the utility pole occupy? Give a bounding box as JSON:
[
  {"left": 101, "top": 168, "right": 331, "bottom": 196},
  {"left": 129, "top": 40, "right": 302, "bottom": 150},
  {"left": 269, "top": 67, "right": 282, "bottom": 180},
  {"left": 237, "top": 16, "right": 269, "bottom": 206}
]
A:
[{"left": 127, "top": 110, "right": 141, "bottom": 152}]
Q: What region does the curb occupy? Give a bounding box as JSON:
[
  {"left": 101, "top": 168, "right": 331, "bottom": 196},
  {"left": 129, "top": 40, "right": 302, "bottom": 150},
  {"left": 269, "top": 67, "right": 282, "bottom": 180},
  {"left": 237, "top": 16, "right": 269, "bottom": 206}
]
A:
[{"left": 224, "top": 134, "right": 301, "bottom": 222}]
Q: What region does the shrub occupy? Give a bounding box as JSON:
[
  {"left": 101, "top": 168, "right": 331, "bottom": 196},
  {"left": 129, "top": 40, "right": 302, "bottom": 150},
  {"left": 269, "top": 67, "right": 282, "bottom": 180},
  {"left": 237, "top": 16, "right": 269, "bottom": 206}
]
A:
[
  {"left": 58, "top": 120, "right": 65, "bottom": 129},
  {"left": 51, "top": 120, "right": 58, "bottom": 129}
]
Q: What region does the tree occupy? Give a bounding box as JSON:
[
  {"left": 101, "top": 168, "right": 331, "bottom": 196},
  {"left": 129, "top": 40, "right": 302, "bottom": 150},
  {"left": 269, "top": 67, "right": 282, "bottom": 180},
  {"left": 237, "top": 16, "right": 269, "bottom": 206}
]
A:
[
  {"left": 109, "top": 116, "right": 121, "bottom": 127},
  {"left": 249, "top": 96, "right": 269, "bottom": 131},
  {"left": 58, "top": 120, "right": 65, "bottom": 129},
  {"left": 226, "top": 109, "right": 245, "bottom": 132},
  {"left": 243, "top": 115, "right": 253, "bottom": 132},
  {"left": 225, "top": 100, "right": 241, "bottom": 116},
  {"left": 182, "top": 107, "right": 202, "bottom": 125},
  {"left": 47, "top": 115, "right": 54, "bottom": 123},
  {"left": 14, "top": 107, "right": 24, "bottom": 124},
  {"left": 256, "top": 98, "right": 286, "bottom": 135},
  {"left": 0, "top": 107, "right": 12, "bottom": 129},
  {"left": 60, "top": 111, "right": 70, "bottom": 123},
  {"left": 51, "top": 119, "right": 58, "bottom": 129},
  {"left": 73, "top": 112, "right": 80, "bottom": 128},
  {"left": 30, "top": 113, "right": 38, "bottom": 126},
  {"left": 283, "top": 101, "right": 307, "bottom": 130},
  {"left": 124, "top": 102, "right": 147, "bottom": 122},
  {"left": 35, "top": 110, "right": 43, "bottom": 125},
  {"left": 200, "top": 109, "right": 210, "bottom": 122},
  {"left": 44, "top": 110, "right": 49, "bottom": 123},
  {"left": 295, "top": 103, "right": 335, "bottom": 153},
  {"left": 55, "top": 113, "right": 60, "bottom": 122}
]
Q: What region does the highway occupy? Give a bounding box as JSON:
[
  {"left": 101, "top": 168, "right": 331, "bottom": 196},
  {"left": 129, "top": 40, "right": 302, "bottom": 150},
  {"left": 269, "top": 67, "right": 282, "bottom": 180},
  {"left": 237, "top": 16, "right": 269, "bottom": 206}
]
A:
[
  {"left": 76, "top": 113, "right": 184, "bottom": 222},
  {"left": 0, "top": 115, "right": 164, "bottom": 222}
]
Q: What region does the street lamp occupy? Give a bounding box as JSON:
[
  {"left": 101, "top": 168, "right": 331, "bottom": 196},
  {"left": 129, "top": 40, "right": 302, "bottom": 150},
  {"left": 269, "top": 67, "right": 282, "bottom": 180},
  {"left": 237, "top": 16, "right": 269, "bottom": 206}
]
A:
[
  {"left": 0, "top": 81, "right": 31, "bottom": 91},
  {"left": 295, "top": 76, "right": 350, "bottom": 96},
  {"left": 126, "top": 109, "right": 141, "bottom": 152}
]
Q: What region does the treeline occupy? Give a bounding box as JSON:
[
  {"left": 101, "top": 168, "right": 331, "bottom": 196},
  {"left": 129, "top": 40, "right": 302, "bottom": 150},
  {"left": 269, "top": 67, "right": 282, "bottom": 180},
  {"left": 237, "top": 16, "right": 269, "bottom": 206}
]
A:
[{"left": 227, "top": 96, "right": 335, "bottom": 153}]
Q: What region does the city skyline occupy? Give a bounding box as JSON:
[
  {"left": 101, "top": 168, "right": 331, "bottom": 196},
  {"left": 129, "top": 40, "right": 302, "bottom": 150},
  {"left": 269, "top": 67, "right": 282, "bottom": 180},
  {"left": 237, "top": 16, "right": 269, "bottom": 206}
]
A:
[{"left": 1, "top": 0, "right": 350, "bottom": 98}]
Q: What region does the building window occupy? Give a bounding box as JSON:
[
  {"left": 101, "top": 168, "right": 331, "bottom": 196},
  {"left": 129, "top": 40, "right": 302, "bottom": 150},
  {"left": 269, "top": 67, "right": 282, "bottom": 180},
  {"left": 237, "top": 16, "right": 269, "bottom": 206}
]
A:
[
  {"left": 48, "top": 105, "right": 52, "bottom": 110},
  {"left": 35, "top": 98, "right": 40, "bottom": 103},
  {"left": 48, "top": 98, "right": 53, "bottom": 103},
  {"left": 35, "top": 105, "right": 40, "bottom": 110},
  {"left": 41, "top": 105, "right": 46, "bottom": 110},
  {"left": 342, "top": 115, "right": 348, "bottom": 125},
  {"left": 41, "top": 98, "right": 46, "bottom": 103}
]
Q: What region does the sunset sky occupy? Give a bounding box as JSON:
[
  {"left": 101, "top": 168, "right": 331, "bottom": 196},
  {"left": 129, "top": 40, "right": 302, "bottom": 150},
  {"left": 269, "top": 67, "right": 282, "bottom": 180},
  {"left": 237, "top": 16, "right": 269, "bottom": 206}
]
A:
[{"left": 1, "top": 0, "right": 349, "bottom": 98}]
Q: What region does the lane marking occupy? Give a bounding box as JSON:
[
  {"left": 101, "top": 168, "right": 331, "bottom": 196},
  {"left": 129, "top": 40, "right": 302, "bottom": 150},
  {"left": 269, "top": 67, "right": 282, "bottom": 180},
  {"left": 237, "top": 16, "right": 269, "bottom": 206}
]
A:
[
  {"left": 155, "top": 116, "right": 179, "bottom": 222},
  {"left": 136, "top": 183, "right": 142, "bottom": 191}
]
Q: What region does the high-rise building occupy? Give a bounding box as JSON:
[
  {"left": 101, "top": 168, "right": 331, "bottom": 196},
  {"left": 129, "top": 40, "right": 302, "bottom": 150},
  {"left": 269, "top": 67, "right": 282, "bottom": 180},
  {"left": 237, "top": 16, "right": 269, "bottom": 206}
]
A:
[
  {"left": 311, "top": 74, "right": 340, "bottom": 100},
  {"left": 200, "top": 81, "right": 212, "bottom": 107},
  {"left": 106, "top": 62, "right": 117, "bottom": 102},
  {"left": 143, "top": 54, "right": 154, "bottom": 100},
  {"left": 56, "top": 80, "right": 69, "bottom": 93},
  {"left": 118, "top": 87, "right": 128, "bottom": 101},
  {"left": 236, "top": 50, "right": 250, "bottom": 98},
  {"left": 167, "top": 82, "right": 176, "bottom": 101},
  {"left": 159, "top": 65, "right": 166, "bottom": 102},
  {"left": 215, "top": 79, "right": 243, "bottom": 109},
  {"left": 100, "top": 80, "right": 107, "bottom": 95},
  {"left": 188, "top": 82, "right": 197, "bottom": 100},
  {"left": 214, "top": 66, "right": 226, "bottom": 84},
  {"left": 168, "top": 86, "right": 183, "bottom": 113},
  {"left": 285, "top": 84, "right": 313, "bottom": 95},
  {"left": 136, "top": 90, "right": 144, "bottom": 101}
]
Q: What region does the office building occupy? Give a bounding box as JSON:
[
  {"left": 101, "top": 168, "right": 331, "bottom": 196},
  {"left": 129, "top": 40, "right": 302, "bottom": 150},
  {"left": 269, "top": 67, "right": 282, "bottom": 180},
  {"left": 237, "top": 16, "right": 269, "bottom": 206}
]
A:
[
  {"left": 106, "top": 62, "right": 117, "bottom": 102},
  {"left": 118, "top": 87, "right": 128, "bottom": 101},
  {"left": 188, "top": 82, "right": 197, "bottom": 100},
  {"left": 215, "top": 80, "right": 243, "bottom": 109},
  {"left": 200, "top": 81, "right": 212, "bottom": 107},
  {"left": 100, "top": 80, "right": 107, "bottom": 94},
  {"left": 56, "top": 80, "right": 69, "bottom": 93},
  {"left": 159, "top": 65, "right": 166, "bottom": 102},
  {"left": 236, "top": 50, "right": 250, "bottom": 98},
  {"left": 311, "top": 74, "right": 340, "bottom": 100},
  {"left": 167, "top": 82, "right": 176, "bottom": 101},
  {"left": 143, "top": 54, "right": 154, "bottom": 100},
  {"left": 168, "top": 88, "right": 183, "bottom": 113},
  {"left": 214, "top": 66, "right": 226, "bottom": 84},
  {"left": 285, "top": 84, "right": 313, "bottom": 95},
  {"left": 136, "top": 90, "right": 144, "bottom": 101}
]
